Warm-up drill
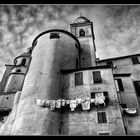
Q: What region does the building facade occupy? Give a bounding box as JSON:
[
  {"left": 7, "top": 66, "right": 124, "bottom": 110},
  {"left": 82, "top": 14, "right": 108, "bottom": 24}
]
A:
[{"left": 0, "top": 15, "right": 140, "bottom": 135}]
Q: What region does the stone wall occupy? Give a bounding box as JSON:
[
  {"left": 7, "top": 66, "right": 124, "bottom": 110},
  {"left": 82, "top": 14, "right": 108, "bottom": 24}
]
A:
[{"left": 61, "top": 68, "right": 125, "bottom": 135}]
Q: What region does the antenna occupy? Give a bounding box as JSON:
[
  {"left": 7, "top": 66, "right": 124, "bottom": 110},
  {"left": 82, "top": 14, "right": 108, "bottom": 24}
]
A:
[{"left": 80, "top": 12, "right": 83, "bottom": 17}]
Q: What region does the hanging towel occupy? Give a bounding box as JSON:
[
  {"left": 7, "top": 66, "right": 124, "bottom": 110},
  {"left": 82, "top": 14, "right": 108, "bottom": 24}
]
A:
[
  {"left": 66, "top": 100, "right": 70, "bottom": 105},
  {"left": 61, "top": 99, "right": 66, "bottom": 106},
  {"left": 124, "top": 108, "right": 137, "bottom": 114},
  {"left": 76, "top": 98, "right": 82, "bottom": 104},
  {"left": 70, "top": 100, "right": 77, "bottom": 111},
  {"left": 81, "top": 99, "right": 91, "bottom": 110},
  {"left": 50, "top": 100, "right": 56, "bottom": 110},
  {"left": 35, "top": 99, "right": 42, "bottom": 106},
  {"left": 90, "top": 98, "right": 95, "bottom": 103},
  {"left": 41, "top": 100, "right": 46, "bottom": 107},
  {"left": 94, "top": 93, "right": 105, "bottom": 105},
  {"left": 55, "top": 99, "right": 61, "bottom": 108},
  {"left": 45, "top": 100, "right": 50, "bottom": 107}
]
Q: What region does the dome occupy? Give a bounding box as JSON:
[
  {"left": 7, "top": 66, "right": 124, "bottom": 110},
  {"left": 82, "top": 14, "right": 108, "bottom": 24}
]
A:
[
  {"left": 16, "top": 52, "right": 31, "bottom": 58},
  {"left": 74, "top": 16, "right": 90, "bottom": 24},
  {"left": 14, "top": 52, "right": 31, "bottom": 65}
]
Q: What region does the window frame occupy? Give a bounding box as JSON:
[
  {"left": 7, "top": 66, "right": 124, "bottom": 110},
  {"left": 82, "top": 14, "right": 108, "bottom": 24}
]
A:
[
  {"left": 97, "top": 111, "right": 107, "bottom": 124},
  {"left": 131, "top": 57, "right": 139, "bottom": 65},
  {"left": 75, "top": 72, "right": 83, "bottom": 86},
  {"left": 115, "top": 78, "right": 124, "bottom": 92},
  {"left": 106, "top": 61, "right": 113, "bottom": 67},
  {"left": 79, "top": 28, "right": 85, "bottom": 37},
  {"left": 92, "top": 71, "right": 102, "bottom": 84},
  {"left": 50, "top": 32, "right": 60, "bottom": 39}
]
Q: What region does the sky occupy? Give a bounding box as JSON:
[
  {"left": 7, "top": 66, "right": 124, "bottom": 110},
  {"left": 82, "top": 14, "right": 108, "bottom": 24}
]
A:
[{"left": 0, "top": 4, "right": 140, "bottom": 80}]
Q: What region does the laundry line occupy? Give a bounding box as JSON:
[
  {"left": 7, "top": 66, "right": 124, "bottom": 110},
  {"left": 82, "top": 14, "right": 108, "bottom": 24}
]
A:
[{"left": 35, "top": 94, "right": 106, "bottom": 111}]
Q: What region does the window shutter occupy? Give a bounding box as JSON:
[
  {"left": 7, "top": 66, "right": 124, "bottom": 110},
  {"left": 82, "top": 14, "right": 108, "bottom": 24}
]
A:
[
  {"left": 93, "top": 71, "right": 102, "bottom": 83},
  {"left": 131, "top": 57, "right": 139, "bottom": 65},
  {"left": 91, "top": 92, "right": 95, "bottom": 98},
  {"left": 97, "top": 112, "right": 107, "bottom": 123},
  {"left": 117, "top": 79, "right": 124, "bottom": 91},
  {"left": 106, "top": 61, "right": 113, "bottom": 67},
  {"left": 75, "top": 72, "right": 83, "bottom": 86}
]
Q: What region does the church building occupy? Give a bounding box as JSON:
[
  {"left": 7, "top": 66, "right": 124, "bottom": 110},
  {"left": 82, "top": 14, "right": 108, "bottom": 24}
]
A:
[{"left": 0, "top": 15, "right": 140, "bottom": 135}]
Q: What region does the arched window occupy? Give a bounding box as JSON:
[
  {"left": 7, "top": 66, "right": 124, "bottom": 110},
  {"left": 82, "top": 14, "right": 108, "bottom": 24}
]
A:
[
  {"left": 79, "top": 29, "right": 85, "bottom": 37},
  {"left": 21, "top": 58, "right": 26, "bottom": 66}
]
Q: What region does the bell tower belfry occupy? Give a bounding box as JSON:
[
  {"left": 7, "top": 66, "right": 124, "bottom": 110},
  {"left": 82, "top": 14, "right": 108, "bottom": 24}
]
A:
[{"left": 70, "top": 14, "right": 96, "bottom": 68}]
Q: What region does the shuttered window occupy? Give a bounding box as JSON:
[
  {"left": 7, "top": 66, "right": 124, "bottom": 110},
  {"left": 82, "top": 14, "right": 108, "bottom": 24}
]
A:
[
  {"left": 75, "top": 72, "right": 83, "bottom": 86},
  {"left": 106, "top": 61, "right": 113, "bottom": 67},
  {"left": 116, "top": 79, "right": 124, "bottom": 91},
  {"left": 93, "top": 71, "right": 102, "bottom": 83},
  {"left": 97, "top": 112, "right": 107, "bottom": 123},
  {"left": 131, "top": 57, "right": 139, "bottom": 65}
]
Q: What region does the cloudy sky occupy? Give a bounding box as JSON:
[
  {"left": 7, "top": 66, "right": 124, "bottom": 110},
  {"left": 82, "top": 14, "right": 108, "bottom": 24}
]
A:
[{"left": 0, "top": 4, "right": 140, "bottom": 80}]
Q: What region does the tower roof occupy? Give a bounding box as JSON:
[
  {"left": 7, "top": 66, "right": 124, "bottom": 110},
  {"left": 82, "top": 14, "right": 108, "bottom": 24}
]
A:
[
  {"left": 14, "top": 52, "right": 31, "bottom": 64},
  {"left": 74, "top": 16, "right": 90, "bottom": 24},
  {"left": 16, "top": 52, "right": 31, "bottom": 58}
]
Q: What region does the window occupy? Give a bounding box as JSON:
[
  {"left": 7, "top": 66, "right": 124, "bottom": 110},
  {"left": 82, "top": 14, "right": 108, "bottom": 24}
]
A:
[
  {"left": 134, "top": 81, "right": 140, "bottom": 97},
  {"left": 93, "top": 71, "right": 102, "bottom": 83},
  {"left": 97, "top": 112, "right": 107, "bottom": 123},
  {"left": 91, "top": 92, "right": 95, "bottom": 98},
  {"left": 104, "top": 92, "right": 109, "bottom": 104},
  {"left": 75, "top": 72, "right": 83, "bottom": 86},
  {"left": 14, "top": 60, "right": 17, "bottom": 65},
  {"left": 106, "top": 61, "right": 113, "bottom": 67},
  {"left": 16, "top": 69, "right": 21, "bottom": 73},
  {"left": 131, "top": 57, "right": 139, "bottom": 65},
  {"left": 79, "top": 29, "right": 85, "bottom": 37},
  {"left": 120, "top": 104, "right": 127, "bottom": 108},
  {"left": 91, "top": 92, "right": 109, "bottom": 106},
  {"left": 21, "top": 58, "right": 26, "bottom": 66},
  {"left": 98, "top": 132, "right": 110, "bottom": 135},
  {"left": 115, "top": 79, "right": 124, "bottom": 91},
  {"left": 50, "top": 33, "right": 60, "bottom": 39}
]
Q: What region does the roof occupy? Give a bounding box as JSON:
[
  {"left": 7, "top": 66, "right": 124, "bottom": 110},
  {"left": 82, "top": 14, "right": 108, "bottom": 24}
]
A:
[
  {"left": 17, "top": 52, "right": 31, "bottom": 58},
  {"left": 14, "top": 52, "right": 31, "bottom": 61},
  {"left": 61, "top": 65, "right": 112, "bottom": 74},
  {"left": 98, "top": 53, "right": 140, "bottom": 63},
  {"left": 74, "top": 16, "right": 90, "bottom": 24},
  {"left": 113, "top": 73, "right": 131, "bottom": 77}
]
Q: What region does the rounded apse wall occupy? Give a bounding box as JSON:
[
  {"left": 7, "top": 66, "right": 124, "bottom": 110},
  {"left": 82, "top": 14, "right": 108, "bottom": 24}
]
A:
[{"left": 11, "top": 30, "right": 81, "bottom": 135}]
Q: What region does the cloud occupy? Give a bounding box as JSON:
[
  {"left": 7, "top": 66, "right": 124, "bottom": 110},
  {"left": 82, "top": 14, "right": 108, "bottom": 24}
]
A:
[{"left": 0, "top": 5, "right": 140, "bottom": 80}]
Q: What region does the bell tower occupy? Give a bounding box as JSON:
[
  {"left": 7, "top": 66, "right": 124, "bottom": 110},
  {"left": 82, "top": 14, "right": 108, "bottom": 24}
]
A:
[{"left": 70, "top": 14, "right": 96, "bottom": 68}]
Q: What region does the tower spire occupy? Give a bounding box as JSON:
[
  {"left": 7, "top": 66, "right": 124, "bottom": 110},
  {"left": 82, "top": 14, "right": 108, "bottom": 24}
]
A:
[{"left": 80, "top": 12, "right": 82, "bottom": 17}]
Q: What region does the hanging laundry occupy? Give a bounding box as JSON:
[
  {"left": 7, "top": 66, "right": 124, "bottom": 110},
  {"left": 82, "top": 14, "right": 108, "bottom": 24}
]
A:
[
  {"left": 45, "top": 100, "right": 50, "bottom": 107},
  {"left": 94, "top": 93, "right": 105, "bottom": 105},
  {"left": 66, "top": 100, "right": 70, "bottom": 105},
  {"left": 76, "top": 98, "right": 82, "bottom": 104},
  {"left": 90, "top": 98, "right": 95, "bottom": 103},
  {"left": 124, "top": 108, "right": 137, "bottom": 114},
  {"left": 49, "top": 100, "right": 56, "bottom": 110},
  {"left": 41, "top": 100, "right": 46, "bottom": 107},
  {"left": 81, "top": 98, "right": 91, "bottom": 110},
  {"left": 61, "top": 99, "right": 66, "bottom": 106},
  {"left": 35, "top": 99, "right": 42, "bottom": 106},
  {"left": 70, "top": 100, "right": 77, "bottom": 111},
  {"left": 55, "top": 99, "right": 61, "bottom": 108}
]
